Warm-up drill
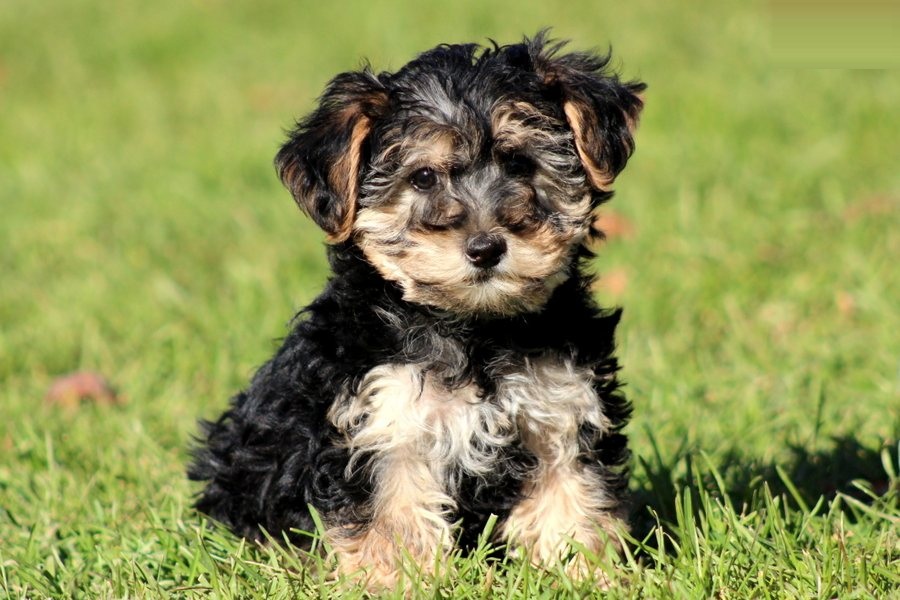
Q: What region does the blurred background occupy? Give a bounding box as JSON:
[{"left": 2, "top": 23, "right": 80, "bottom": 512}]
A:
[{"left": 1, "top": 0, "right": 898, "bottom": 593}]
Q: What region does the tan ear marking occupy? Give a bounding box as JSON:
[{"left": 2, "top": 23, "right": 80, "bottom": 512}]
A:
[
  {"left": 326, "top": 115, "right": 373, "bottom": 243},
  {"left": 562, "top": 100, "right": 614, "bottom": 191}
]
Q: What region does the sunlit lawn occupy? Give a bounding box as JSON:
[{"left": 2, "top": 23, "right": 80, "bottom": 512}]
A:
[{"left": 1, "top": 0, "right": 898, "bottom": 597}]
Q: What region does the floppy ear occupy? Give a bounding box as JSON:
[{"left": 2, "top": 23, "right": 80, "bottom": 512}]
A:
[
  {"left": 530, "top": 36, "right": 645, "bottom": 191},
  {"left": 275, "top": 71, "right": 389, "bottom": 242}
]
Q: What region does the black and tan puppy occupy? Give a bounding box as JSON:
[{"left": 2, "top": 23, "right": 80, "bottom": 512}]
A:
[{"left": 190, "top": 32, "right": 644, "bottom": 588}]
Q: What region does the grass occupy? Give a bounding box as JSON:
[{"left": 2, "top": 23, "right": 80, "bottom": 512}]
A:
[{"left": 1, "top": 0, "right": 898, "bottom": 597}]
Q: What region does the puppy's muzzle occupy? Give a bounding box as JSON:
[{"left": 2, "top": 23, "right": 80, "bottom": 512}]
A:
[{"left": 465, "top": 233, "right": 507, "bottom": 269}]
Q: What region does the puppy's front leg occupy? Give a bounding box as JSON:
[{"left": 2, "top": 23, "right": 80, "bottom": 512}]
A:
[
  {"left": 328, "top": 364, "right": 453, "bottom": 589},
  {"left": 501, "top": 461, "right": 624, "bottom": 575},
  {"left": 499, "top": 358, "right": 625, "bottom": 577}
]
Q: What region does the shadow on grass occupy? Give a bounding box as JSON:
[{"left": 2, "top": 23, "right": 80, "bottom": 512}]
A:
[{"left": 630, "top": 433, "right": 899, "bottom": 546}]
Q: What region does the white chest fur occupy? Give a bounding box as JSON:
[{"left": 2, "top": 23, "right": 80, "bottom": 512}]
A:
[{"left": 328, "top": 355, "right": 612, "bottom": 491}]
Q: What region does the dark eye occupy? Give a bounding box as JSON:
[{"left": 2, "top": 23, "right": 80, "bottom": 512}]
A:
[
  {"left": 503, "top": 153, "right": 536, "bottom": 178},
  {"left": 410, "top": 167, "right": 438, "bottom": 191}
]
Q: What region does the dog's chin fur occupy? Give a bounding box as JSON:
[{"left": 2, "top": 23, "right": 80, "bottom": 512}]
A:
[{"left": 189, "top": 32, "right": 644, "bottom": 591}]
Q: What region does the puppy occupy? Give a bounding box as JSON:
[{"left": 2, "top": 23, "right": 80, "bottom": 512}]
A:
[{"left": 189, "top": 32, "right": 644, "bottom": 589}]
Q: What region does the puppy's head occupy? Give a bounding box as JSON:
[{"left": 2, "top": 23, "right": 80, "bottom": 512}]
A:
[{"left": 277, "top": 33, "right": 645, "bottom": 317}]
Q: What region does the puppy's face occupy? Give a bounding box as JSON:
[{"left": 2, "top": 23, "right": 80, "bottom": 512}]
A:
[{"left": 277, "top": 35, "right": 644, "bottom": 317}]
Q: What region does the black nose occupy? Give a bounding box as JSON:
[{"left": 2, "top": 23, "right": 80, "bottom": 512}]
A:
[{"left": 465, "top": 233, "right": 507, "bottom": 268}]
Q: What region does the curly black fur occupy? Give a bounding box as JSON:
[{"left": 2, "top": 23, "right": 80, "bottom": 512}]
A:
[{"left": 190, "top": 244, "right": 629, "bottom": 543}]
